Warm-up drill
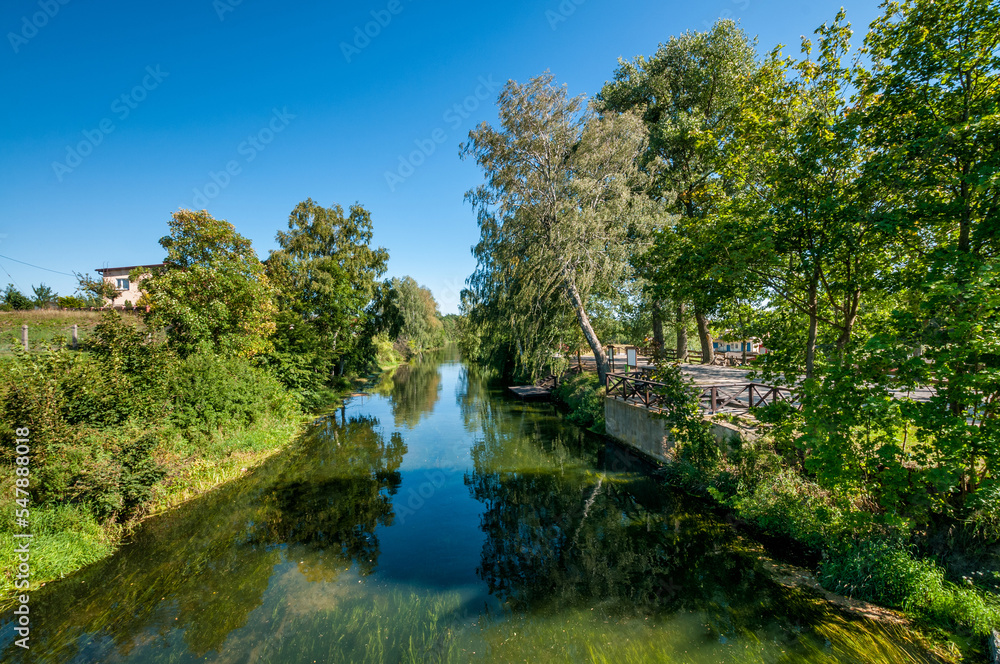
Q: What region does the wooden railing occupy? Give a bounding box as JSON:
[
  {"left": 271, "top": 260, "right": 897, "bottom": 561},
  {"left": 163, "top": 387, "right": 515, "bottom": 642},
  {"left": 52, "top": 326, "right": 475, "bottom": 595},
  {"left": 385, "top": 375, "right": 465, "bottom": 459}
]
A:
[
  {"left": 606, "top": 372, "right": 799, "bottom": 414},
  {"left": 606, "top": 371, "right": 672, "bottom": 409},
  {"left": 697, "top": 383, "right": 798, "bottom": 414}
]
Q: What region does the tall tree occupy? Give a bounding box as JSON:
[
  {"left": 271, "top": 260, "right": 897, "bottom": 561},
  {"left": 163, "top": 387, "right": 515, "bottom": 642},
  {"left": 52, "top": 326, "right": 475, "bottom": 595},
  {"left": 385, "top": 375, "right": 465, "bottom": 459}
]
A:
[
  {"left": 462, "top": 72, "right": 654, "bottom": 384},
  {"left": 862, "top": 0, "right": 1000, "bottom": 507},
  {"left": 142, "top": 210, "right": 276, "bottom": 358},
  {"left": 728, "top": 13, "right": 895, "bottom": 380},
  {"left": 30, "top": 283, "right": 56, "bottom": 308},
  {"left": 267, "top": 199, "right": 389, "bottom": 375},
  {"left": 600, "top": 20, "right": 769, "bottom": 364}
]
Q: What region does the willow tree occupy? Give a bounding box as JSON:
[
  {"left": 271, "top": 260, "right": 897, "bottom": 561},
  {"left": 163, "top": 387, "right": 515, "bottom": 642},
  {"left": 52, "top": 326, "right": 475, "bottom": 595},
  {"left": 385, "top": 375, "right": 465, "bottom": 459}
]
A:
[{"left": 461, "top": 72, "right": 654, "bottom": 384}]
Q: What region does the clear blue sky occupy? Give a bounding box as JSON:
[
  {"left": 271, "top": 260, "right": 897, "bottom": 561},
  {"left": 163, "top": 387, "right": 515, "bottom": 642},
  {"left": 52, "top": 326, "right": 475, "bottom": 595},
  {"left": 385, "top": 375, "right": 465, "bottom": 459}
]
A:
[{"left": 0, "top": 0, "right": 881, "bottom": 314}]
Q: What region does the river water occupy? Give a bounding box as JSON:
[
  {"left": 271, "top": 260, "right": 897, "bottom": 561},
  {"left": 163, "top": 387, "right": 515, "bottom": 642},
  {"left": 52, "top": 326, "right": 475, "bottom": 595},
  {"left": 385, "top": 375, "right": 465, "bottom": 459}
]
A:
[{"left": 1, "top": 349, "right": 940, "bottom": 663}]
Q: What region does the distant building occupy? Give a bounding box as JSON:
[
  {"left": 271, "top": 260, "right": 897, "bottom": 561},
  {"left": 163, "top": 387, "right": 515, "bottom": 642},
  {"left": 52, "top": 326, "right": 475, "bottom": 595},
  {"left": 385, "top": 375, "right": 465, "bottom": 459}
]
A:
[
  {"left": 95, "top": 264, "right": 163, "bottom": 307},
  {"left": 713, "top": 339, "right": 767, "bottom": 355}
]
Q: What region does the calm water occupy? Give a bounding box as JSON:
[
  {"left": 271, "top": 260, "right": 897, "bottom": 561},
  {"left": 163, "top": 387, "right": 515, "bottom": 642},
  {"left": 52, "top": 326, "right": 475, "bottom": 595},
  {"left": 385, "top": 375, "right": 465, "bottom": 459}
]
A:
[{"left": 1, "top": 349, "right": 940, "bottom": 663}]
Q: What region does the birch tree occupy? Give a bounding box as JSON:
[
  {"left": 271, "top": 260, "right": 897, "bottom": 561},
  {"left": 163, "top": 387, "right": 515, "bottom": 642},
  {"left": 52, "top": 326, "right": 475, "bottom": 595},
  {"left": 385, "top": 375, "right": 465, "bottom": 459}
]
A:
[{"left": 462, "top": 72, "right": 655, "bottom": 384}]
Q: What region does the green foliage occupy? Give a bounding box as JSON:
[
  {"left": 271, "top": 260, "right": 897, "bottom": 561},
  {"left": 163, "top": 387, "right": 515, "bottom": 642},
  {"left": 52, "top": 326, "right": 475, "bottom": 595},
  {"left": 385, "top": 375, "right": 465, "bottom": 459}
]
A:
[
  {"left": 647, "top": 363, "right": 719, "bottom": 470},
  {"left": 167, "top": 351, "right": 297, "bottom": 435},
  {"left": 74, "top": 271, "right": 119, "bottom": 308},
  {"left": 266, "top": 199, "right": 389, "bottom": 380},
  {"left": 602, "top": 19, "right": 772, "bottom": 357},
  {"left": 821, "top": 540, "right": 1000, "bottom": 636},
  {"left": 57, "top": 295, "right": 87, "bottom": 309},
  {"left": 31, "top": 283, "right": 56, "bottom": 307},
  {"left": 142, "top": 209, "right": 277, "bottom": 358},
  {"left": 552, "top": 372, "right": 605, "bottom": 431},
  {"left": 461, "top": 71, "right": 657, "bottom": 383},
  {"left": 390, "top": 276, "right": 445, "bottom": 357},
  {"left": 731, "top": 465, "right": 848, "bottom": 550},
  {"left": 3, "top": 284, "right": 32, "bottom": 310}
]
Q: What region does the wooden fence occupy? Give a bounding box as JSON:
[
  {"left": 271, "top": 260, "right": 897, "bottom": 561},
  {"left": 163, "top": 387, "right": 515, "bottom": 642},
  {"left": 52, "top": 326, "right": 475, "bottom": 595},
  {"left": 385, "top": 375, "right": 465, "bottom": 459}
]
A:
[{"left": 606, "top": 371, "right": 799, "bottom": 415}]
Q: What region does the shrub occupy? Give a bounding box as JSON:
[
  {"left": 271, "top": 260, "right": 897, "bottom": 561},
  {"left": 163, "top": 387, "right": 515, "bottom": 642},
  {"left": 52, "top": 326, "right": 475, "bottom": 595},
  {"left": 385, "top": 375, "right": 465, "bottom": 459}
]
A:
[
  {"left": 553, "top": 372, "right": 605, "bottom": 431},
  {"left": 3, "top": 284, "right": 32, "bottom": 310},
  {"left": 166, "top": 351, "right": 297, "bottom": 435},
  {"left": 57, "top": 295, "right": 87, "bottom": 309},
  {"left": 731, "top": 466, "right": 848, "bottom": 549},
  {"left": 647, "top": 363, "right": 719, "bottom": 470},
  {"left": 821, "top": 539, "right": 1000, "bottom": 635}
]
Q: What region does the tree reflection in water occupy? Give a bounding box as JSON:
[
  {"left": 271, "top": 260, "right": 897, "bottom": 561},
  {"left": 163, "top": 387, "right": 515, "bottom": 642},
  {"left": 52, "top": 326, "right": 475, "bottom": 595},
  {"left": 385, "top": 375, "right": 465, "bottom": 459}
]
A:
[
  {"left": 1, "top": 413, "right": 405, "bottom": 663},
  {"left": 375, "top": 352, "right": 443, "bottom": 429},
  {"left": 463, "top": 383, "right": 848, "bottom": 646}
]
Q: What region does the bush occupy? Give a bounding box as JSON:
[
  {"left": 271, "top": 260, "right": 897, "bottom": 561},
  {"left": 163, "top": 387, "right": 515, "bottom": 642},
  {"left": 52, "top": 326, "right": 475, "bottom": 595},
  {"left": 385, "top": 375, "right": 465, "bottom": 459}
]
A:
[
  {"left": 821, "top": 539, "right": 1000, "bottom": 635},
  {"left": 647, "top": 363, "right": 719, "bottom": 470},
  {"left": 3, "top": 285, "right": 32, "bottom": 310},
  {"left": 553, "top": 372, "right": 605, "bottom": 430},
  {"left": 57, "top": 295, "right": 87, "bottom": 309},
  {"left": 731, "top": 466, "right": 848, "bottom": 550},
  {"left": 167, "top": 351, "right": 297, "bottom": 435},
  {"left": 36, "top": 428, "right": 164, "bottom": 521}
]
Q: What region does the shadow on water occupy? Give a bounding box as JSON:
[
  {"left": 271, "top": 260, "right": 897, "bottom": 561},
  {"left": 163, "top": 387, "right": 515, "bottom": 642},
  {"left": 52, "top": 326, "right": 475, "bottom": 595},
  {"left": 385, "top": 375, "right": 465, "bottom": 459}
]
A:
[{"left": 0, "top": 349, "right": 946, "bottom": 663}]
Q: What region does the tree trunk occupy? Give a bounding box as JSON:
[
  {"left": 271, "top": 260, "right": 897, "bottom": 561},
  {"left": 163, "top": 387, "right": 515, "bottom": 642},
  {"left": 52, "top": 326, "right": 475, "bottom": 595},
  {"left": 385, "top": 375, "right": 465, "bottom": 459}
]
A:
[
  {"left": 651, "top": 299, "right": 664, "bottom": 360},
  {"left": 695, "top": 308, "right": 714, "bottom": 365},
  {"left": 805, "top": 278, "right": 819, "bottom": 380},
  {"left": 564, "top": 273, "right": 610, "bottom": 385},
  {"left": 675, "top": 303, "right": 688, "bottom": 362}
]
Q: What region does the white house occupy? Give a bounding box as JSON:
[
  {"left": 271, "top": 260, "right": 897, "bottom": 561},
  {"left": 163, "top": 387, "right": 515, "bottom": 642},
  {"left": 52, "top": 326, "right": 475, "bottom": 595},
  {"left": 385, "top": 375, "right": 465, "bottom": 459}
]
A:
[{"left": 95, "top": 264, "right": 163, "bottom": 307}]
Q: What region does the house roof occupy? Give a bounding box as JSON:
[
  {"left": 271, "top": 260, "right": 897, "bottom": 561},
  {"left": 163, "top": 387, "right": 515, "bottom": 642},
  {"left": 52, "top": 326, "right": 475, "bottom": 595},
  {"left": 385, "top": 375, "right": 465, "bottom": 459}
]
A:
[{"left": 95, "top": 263, "right": 165, "bottom": 274}]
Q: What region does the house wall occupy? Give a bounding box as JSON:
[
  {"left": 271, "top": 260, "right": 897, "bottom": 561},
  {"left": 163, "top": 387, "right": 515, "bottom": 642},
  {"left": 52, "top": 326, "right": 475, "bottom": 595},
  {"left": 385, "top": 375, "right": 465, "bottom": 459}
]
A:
[{"left": 100, "top": 269, "right": 150, "bottom": 306}]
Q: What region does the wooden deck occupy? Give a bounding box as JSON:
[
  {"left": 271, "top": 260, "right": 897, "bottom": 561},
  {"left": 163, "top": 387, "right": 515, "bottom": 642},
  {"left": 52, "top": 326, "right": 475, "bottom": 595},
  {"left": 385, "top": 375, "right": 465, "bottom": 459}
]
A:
[{"left": 507, "top": 385, "right": 552, "bottom": 401}]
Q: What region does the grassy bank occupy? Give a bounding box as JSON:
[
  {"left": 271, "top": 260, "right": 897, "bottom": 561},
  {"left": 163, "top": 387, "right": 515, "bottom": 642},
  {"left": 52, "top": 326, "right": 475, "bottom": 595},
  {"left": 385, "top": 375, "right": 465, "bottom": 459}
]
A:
[
  {"left": 0, "top": 311, "right": 391, "bottom": 607},
  {"left": 0, "top": 309, "right": 141, "bottom": 353}
]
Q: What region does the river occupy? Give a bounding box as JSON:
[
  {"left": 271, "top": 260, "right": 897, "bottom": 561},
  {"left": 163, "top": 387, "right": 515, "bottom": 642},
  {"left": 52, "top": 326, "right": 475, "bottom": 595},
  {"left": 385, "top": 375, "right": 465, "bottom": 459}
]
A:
[{"left": 1, "top": 348, "right": 941, "bottom": 663}]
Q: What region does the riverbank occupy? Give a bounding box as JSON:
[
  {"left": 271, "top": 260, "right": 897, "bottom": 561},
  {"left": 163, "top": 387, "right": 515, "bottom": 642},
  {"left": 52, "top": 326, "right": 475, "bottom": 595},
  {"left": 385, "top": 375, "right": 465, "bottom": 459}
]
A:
[
  {"left": 0, "top": 350, "right": 390, "bottom": 608},
  {"left": 543, "top": 367, "right": 997, "bottom": 662}
]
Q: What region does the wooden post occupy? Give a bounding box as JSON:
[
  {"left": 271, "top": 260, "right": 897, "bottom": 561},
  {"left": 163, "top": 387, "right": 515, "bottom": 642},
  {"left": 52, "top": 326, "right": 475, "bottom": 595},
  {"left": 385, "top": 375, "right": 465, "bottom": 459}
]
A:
[
  {"left": 21, "top": 325, "right": 28, "bottom": 352},
  {"left": 71, "top": 324, "right": 79, "bottom": 350}
]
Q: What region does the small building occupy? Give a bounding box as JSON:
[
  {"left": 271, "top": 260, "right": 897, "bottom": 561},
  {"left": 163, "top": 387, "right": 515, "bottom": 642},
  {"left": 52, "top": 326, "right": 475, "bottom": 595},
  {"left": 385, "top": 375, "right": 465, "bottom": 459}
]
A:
[
  {"left": 713, "top": 339, "right": 767, "bottom": 354},
  {"left": 95, "top": 264, "right": 164, "bottom": 307}
]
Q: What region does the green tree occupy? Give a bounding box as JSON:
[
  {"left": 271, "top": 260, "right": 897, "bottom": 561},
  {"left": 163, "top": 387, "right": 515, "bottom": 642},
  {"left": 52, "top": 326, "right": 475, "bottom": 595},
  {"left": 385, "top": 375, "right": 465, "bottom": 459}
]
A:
[
  {"left": 2, "top": 284, "right": 32, "bottom": 310},
  {"left": 725, "top": 13, "right": 896, "bottom": 380},
  {"left": 600, "top": 20, "right": 771, "bottom": 364},
  {"left": 861, "top": 0, "right": 1000, "bottom": 514},
  {"left": 142, "top": 209, "right": 277, "bottom": 358},
  {"left": 31, "top": 283, "right": 56, "bottom": 308},
  {"left": 75, "top": 271, "right": 120, "bottom": 308},
  {"left": 390, "top": 276, "right": 444, "bottom": 356},
  {"left": 266, "top": 199, "right": 389, "bottom": 379},
  {"left": 462, "top": 72, "right": 655, "bottom": 383}
]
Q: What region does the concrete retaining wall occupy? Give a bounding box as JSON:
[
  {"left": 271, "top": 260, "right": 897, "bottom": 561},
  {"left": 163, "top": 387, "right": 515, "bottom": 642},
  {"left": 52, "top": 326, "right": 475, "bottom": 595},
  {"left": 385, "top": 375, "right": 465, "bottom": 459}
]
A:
[
  {"left": 604, "top": 397, "right": 747, "bottom": 463},
  {"left": 605, "top": 396, "right": 675, "bottom": 463}
]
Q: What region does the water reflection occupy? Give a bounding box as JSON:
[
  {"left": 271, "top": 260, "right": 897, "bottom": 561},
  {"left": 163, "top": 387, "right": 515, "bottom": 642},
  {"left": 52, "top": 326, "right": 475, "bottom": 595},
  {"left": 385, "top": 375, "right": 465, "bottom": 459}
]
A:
[
  {"left": 0, "top": 349, "right": 944, "bottom": 663},
  {"left": 374, "top": 350, "right": 446, "bottom": 428},
  {"left": 0, "top": 413, "right": 405, "bottom": 663}
]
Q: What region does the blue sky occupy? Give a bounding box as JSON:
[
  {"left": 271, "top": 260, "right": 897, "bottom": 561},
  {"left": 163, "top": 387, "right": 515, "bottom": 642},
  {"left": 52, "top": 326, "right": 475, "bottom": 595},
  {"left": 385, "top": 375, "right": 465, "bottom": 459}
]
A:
[{"left": 0, "top": 0, "right": 882, "bottom": 314}]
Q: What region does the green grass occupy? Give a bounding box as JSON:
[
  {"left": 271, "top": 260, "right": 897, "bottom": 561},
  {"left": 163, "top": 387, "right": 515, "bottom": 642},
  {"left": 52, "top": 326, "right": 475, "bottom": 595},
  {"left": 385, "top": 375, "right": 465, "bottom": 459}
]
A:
[
  {"left": 0, "top": 309, "right": 148, "bottom": 353},
  {"left": 0, "top": 503, "right": 117, "bottom": 601},
  {"left": 0, "top": 412, "right": 307, "bottom": 607}
]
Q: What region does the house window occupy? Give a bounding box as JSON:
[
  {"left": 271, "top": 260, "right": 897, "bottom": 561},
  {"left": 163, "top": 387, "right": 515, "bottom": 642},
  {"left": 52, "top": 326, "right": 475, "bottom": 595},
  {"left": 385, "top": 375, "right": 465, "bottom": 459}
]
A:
[{"left": 116, "top": 278, "right": 129, "bottom": 290}]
